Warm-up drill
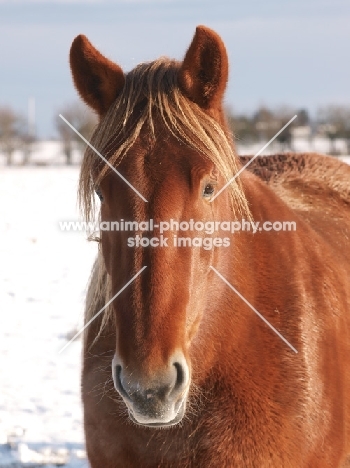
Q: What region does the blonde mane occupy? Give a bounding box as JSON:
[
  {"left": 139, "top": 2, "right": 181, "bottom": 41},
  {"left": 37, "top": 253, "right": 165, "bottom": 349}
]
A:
[
  {"left": 79, "top": 57, "right": 251, "bottom": 334},
  {"left": 79, "top": 57, "right": 251, "bottom": 221}
]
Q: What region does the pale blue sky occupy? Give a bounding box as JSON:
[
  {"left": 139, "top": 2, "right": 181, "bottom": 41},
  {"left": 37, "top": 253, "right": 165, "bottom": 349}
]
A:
[{"left": 1, "top": 0, "right": 349, "bottom": 137}]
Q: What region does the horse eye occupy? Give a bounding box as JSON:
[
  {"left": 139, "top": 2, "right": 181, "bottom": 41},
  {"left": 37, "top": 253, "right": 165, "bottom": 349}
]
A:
[
  {"left": 203, "top": 183, "right": 215, "bottom": 198},
  {"left": 95, "top": 188, "right": 103, "bottom": 202}
]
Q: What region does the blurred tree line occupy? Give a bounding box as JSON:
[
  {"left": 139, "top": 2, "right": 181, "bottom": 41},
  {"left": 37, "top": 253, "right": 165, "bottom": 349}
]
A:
[
  {"left": 228, "top": 105, "right": 350, "bottom": 153},
  {"left": 0, "top": 102, "right": 97, "bottom": 165},
  {"left": 55, "top": 102, "right": 97, "bottom": 165},
  {"left": 0, "top": 106, "right": 28, "bottom": 165},
  {"left": 227, "top": 106, "right": 309, "bottom": 148},
  {"left": 0, "top": 102, "right": 349, "bottom": 165}
]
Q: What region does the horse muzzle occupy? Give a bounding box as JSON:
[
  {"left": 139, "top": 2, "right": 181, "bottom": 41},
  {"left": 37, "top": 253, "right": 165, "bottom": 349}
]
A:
[{"left": 112, "top": 352, "right": 190, "bottom": 428}]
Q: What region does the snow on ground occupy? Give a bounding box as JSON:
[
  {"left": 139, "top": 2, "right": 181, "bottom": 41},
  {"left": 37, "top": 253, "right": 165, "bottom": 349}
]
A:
[
  {"left": 340, "top": 155, "right": 350, "bottom": 165},
  {"left": 0, "top": 167, "right": 97, "bottom": 467}
]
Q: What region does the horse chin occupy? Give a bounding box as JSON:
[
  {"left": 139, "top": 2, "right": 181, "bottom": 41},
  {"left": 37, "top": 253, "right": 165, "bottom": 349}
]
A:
[{"left": 128, "top": 399, "right": 186, "bottom": 429}]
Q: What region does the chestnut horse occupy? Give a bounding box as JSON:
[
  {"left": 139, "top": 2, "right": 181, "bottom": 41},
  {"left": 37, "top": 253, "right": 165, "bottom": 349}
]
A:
[{"left": 69, "top": 26, "right": 350, "bottom": 467}]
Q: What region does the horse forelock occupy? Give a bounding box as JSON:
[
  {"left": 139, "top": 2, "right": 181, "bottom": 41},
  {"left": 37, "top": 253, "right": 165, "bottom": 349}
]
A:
[{"left": 78, "top": 57, "right": 251, "bottom": 227}]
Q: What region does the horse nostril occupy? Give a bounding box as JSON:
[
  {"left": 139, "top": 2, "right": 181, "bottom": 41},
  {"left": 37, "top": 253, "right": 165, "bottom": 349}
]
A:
[
  {"left": 173, "top": 361, "right": 186, "bottom": 391},
  {"left": 114, "top": 365, "right": 130, "bottom": 400},
  {"left": 112, "top": 355, "right": 189, "bottom": 406}
]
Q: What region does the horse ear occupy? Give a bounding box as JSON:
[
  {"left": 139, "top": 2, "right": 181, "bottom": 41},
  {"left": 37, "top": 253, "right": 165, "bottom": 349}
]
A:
[
  {"left": 69, "top": 35, "right": 125, "bottom": 116},
  {"left": 178, "top": 26, "right": 229, "bottom": 111}
]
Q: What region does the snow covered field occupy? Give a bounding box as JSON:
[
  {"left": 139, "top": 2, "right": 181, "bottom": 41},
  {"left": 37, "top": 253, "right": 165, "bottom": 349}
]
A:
[
  {"left": 0, "top": 167, "right": 96, "bottom": 467},
  {"left": 0, "top": 156, "right": 349, "bottom": 467},
  {"left": 340, "top": 155, "right": 350, "bottom": 165}
]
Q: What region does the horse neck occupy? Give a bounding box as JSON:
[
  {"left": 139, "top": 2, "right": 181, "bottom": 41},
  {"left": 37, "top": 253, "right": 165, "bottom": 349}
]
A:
[{"left": 199, "top": 171, "right": 301, "bottom": 378}]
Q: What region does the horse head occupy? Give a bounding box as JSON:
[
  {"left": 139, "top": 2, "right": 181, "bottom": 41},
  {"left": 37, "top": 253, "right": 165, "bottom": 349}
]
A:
[{"left": 70, "top": 26, "right": 249, "bottom": 428}]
